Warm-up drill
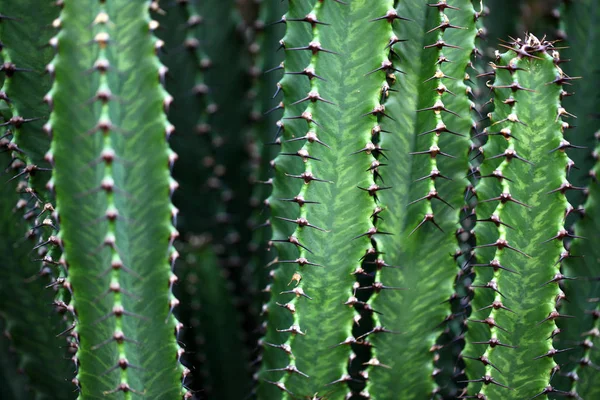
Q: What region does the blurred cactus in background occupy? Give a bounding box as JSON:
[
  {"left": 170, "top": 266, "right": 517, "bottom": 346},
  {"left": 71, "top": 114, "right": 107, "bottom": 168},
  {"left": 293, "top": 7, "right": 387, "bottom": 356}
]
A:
[{"left": 0, "top": 1, "right": 598, "bottom": 400}]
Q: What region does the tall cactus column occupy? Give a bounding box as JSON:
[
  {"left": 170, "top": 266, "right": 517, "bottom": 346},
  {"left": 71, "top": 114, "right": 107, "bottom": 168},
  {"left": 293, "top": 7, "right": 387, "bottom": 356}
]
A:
[
  {"left": 463, "top": 34, "right": 575, "bottom": 399},
  {"left": 45, "top": 1, "right": 185, "bottom": 398},
  {"left": 259, "top": 0, "right": 394, "bottom": 398},
  {"left": 366, "top": 1, "right": 475, "bottom": 398}
]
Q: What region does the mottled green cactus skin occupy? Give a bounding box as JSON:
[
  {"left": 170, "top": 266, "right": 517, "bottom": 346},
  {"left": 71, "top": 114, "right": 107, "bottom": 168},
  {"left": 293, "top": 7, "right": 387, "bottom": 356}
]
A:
[
  {"left": 366, "top": 1, "right": 477, "bottom": 398},
  {"left": 463, "top": 36, "right": 572, "bottom": 399},
  {"left": 46, "top": 1, "right": 184, "bottom": 398},
  {"left": 2, "top": 1, "right": 600, "bottom": 400},
  {"left": 260, "top": 0, "right": 390, "bottom": 398},
  {"left": 259, "top": 0, "right": 480, "bottom": 398}
]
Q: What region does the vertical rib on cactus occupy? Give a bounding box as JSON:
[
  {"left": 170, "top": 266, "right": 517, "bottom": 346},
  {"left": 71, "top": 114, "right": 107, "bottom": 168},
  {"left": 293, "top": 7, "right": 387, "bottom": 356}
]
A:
[
  {"left": 366, "top": 1, "right": 471, "bottom": 397},
  {"left": 0, "top": 1, "right": 57, "bottom": 188},
  {"left": 463, "top": 34, "right": 573, "bottom": 399},
  {"left": 46, "top": 2, "right": 185, "bottom": 397},
  {"left": 257, "top": 0, "right": 311, "bottom": 397},
  {"left": 245, "top": 0, "right": 287, "bottom": 315},
  {"left": 554, "top": 0, "right": 600, "bottom": 207},
  {"left": 433, "top": 1, "right": 486, "bottom": 396},
  {"left": 555, "top": 131, "right": 600, "bottom": 398},
  {"left": 154, "top": 1, "right": 216, "bottom": 237},
  {"left": 259, "top": 0, "right": 389, "bottom": 397}
]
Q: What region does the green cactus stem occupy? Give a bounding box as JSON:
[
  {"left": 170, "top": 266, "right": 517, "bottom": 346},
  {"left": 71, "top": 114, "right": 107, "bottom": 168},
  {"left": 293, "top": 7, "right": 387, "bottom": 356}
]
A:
[
  {"left": 360, "top": 1, "right": 475, "bottom": 398},
  {"left": 259, "top": 0, "right": 394, "bottom": 397},
  {"left": 45, "top": 2, "right": 185, "bottom": 397},
  {"left": 462, "top": 34, "right": 574, "bottom": 399}
]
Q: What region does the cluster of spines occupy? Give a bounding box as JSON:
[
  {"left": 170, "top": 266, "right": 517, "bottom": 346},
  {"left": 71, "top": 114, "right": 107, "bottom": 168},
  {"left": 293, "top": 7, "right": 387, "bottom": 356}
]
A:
[
  {"left": 462, "top": 35, "right": 578, "bottom": 399},
  {"left": 43, "top": 1, "right": 187, "bottom": 397}
]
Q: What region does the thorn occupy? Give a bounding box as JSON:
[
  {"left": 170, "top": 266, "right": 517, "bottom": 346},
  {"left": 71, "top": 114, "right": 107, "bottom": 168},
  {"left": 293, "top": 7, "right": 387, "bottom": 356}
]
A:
[
  {"left": 370, "top": 9, "right": 412, "bottom": 23},
  {"left": 474, "top": 238, "right": 530, "bottom": 258},
  {"left": 408, "top": 189, "right": 454, "bottom": 209},
  {"left": 352, "top": 227, "right": 392, "bottom": 240},
  {"left": 536, "top": 310, "right": 574, "bottom": 325},
  {"left": 458, "top": 375, "right": 512, "bottom": 390},
  {"left": 478, "top": 192, "right": 530, "bottom": 208},
  {"left": 409, "top": 213, "right": 443, "bottom": 236},
  {"left": 274, "top": 216, "right": 328, "bottom": 232},
  {"left": 271, "top": 236, "right": 314, "bottom": 254},
  {"left": 472, "top": 260, "right": 519, "bottom": 274},
  {"left": 286, "top": 40, "right": 339, "bottom": 55},
  {"left": 285, "top": 171, "right": 332, "bottom": 184},
  {"left": 533, "top": 348, "right": 573, "bottom": 360},
  {"left": 285, "top": 66, "right": 326, "bottom": 81},
  {"left": 471, "top": 338, "right": 517, "bottom": 349}
]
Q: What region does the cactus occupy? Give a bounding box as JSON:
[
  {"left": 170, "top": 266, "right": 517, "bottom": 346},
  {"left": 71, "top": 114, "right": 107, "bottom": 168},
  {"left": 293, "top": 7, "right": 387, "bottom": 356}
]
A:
[
  {"left": 43, "top": 1, "right": 185, "bottom": 398},
  {"left": 462, "top": 34, "right": 575, "bottom": 399},
  {"left": 1, "top": 1, "right": 600, "bottom": 400}
]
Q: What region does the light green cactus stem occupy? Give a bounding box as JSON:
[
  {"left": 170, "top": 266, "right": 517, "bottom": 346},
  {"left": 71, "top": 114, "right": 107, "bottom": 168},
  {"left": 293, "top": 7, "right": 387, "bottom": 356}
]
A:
[
  {"left": 462, "top": 34, "right": 574, "bottom": 399},
  {"left": 359, "top": 1, "right": 475, "bottom": 398},
  {"left": 45, "top": 1, "right": 185, "bottom": 398},
  {"left": 260, "top": 0, "right": 394, "bottom": 398}
]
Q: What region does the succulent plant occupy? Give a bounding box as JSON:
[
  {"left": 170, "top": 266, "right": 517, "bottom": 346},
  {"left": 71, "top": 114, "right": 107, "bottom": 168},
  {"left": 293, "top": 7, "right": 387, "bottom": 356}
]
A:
[{"left": 0, "top": 1, "right": 598, "bottom": 400}]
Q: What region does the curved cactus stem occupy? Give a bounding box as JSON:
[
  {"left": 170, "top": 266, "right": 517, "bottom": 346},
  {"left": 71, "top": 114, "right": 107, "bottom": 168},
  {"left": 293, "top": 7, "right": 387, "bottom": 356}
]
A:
[
  {"left": 463, "top": 35, "right": 573, "bottom": 399},
  {"left": 46, "top": 2, "right": 185, "bottom": 398}
]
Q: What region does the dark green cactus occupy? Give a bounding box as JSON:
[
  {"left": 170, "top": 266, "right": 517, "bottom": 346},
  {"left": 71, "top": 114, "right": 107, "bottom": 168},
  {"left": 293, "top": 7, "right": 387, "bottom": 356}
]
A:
[{"left": 1, "top": 1, "right": 600, "bottom": 400}]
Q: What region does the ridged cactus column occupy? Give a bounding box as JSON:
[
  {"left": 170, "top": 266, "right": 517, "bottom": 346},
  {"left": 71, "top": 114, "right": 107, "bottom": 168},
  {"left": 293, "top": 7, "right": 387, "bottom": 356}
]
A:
[
  {"left": 45, "top": 1, "right": 185, "bottom": 398},
  {"left": 463, "top": 34, "right": 575, "bottom": 399},
  {"left": 366, "top": 1, "right": 476, "bottom": 398},
  {"left": 259, "top": 0, "right": 393, "bottom": 398}
]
